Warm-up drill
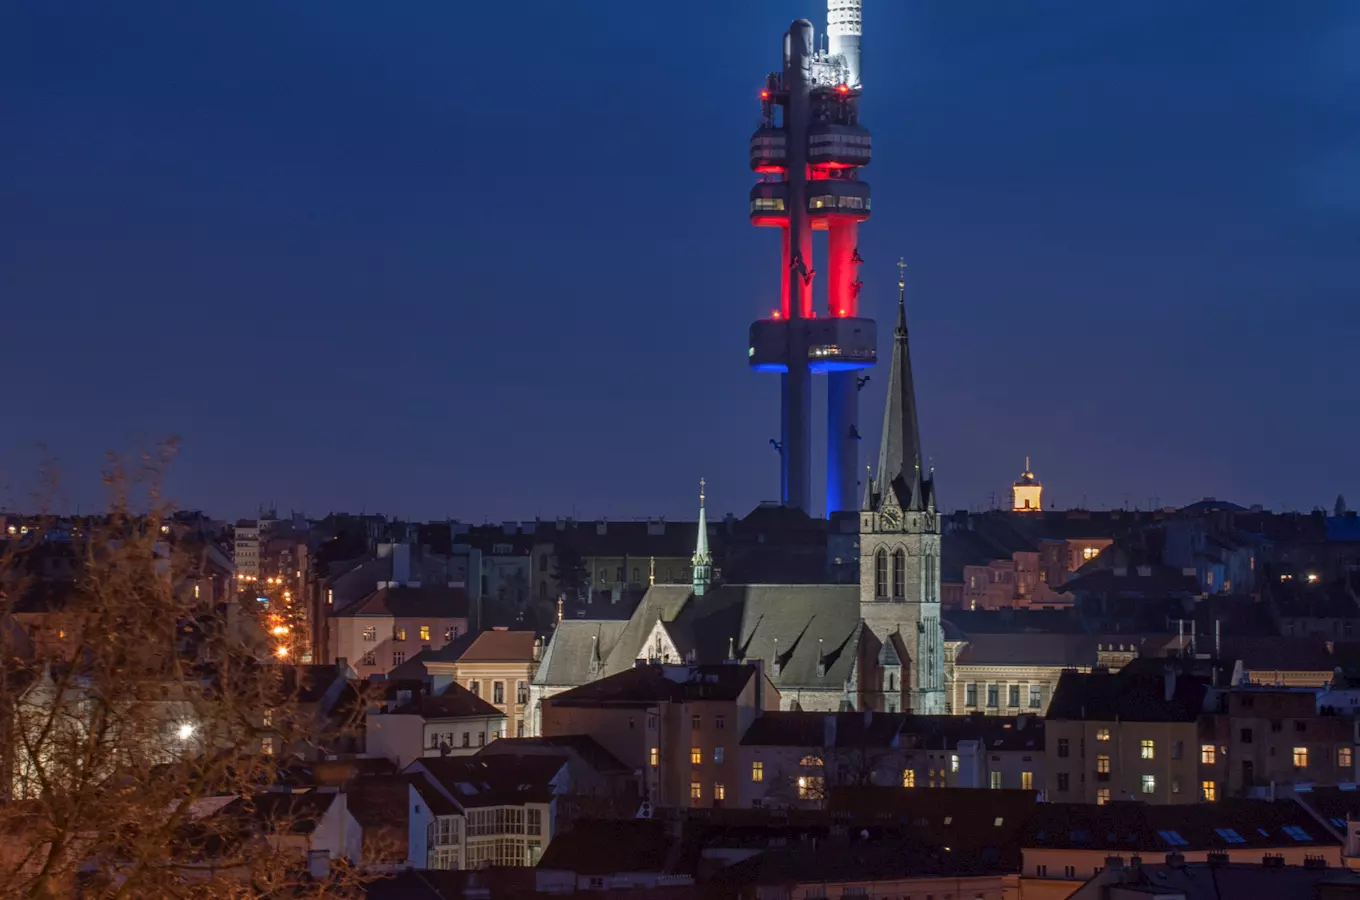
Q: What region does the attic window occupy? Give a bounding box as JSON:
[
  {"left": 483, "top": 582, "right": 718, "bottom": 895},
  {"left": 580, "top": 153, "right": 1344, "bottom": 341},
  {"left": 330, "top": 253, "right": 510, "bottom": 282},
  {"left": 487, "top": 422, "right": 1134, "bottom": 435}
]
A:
[
  {"left": 1282, "top": 826, "right": 1313, "bottom": 841},
  {"left": 1214, "top": 828, "right": 1246, "bottom": 844},
  {"left": 943, "top": 816, "right": 952, "bottom": 825},
  {"left": 1158, "top": 830, "right": 1189, "bottom": 847},
  {"left": 994, "top": 817, "right": 1004, "bottom": 827}
]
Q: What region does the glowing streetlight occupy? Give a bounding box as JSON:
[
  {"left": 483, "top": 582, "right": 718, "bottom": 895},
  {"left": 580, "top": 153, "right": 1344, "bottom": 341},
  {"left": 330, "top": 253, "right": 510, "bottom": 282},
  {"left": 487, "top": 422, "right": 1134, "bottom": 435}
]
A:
[
  {"left": 275, "top": 645, "right": 289, "bottom": 659},
  {"left": 177, "top": 722, "right": 195, "bottom": 740}
]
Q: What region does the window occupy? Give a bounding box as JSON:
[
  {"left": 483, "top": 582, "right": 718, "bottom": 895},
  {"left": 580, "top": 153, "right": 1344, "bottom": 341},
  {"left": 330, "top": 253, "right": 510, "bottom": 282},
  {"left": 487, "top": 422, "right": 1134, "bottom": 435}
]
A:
[
  {"left": 713, "top": 747, "right": 724, "bottom": 764},
  {"left": 1009, "top": 685, "right": 1021, "bottom": 708},
  {"left": 1096, "top": 728, "right": 1111, "bottom": 742},
  {"left": 517, "top": 721, "right": 525, "bottom": 738},
  {"left": 1057, "top": 738, "right": 1070, "bottom": 758},
  {"left": 1172, "top": 741, "right": 1183, "bottom": 760},
  {"left": 1142, "top": 774, "right": 1156, "bottom": 794},
  {"left": 1029, "top": 685, "right": 1042, "bottom": 709},
  {"left": 650, "top": 747, "right": 658, "bottom": 767},
  {"left": 951, "top": 754, "right": 959, "bottom": 773},
  {"left": 444, "top": 625, "right": 456, "bottom": 641},
  {"left": 1201, "top": 744, "right": 1217, "bottom": 765},
  {"left": 469, "top": 681, "right": 480, "bottom": 697},
  {"left": 539, "top": 554, "right": 548, "bottom": 572},
  {"left": 1241, "top": 727, "right": 1253, "bottom": 743},
  {"left": 966, "top": 684, "right": 978, "bottom": 707},
  {"left": 1097, "top": 789, "right": 1110, "bottom": 806},
  {"left": 1282, "top": 825, "right": 1313, "bottom": 841},
  {"left": 1202, "top": 780, "right": 1217, "bottom": 801},
  {"left": 902, "top": 769, "right": 916, "bottom": 787},
  {"left": 715, "top": 714, "right": 725, "bottom": 730},
  {"left": 462, "top": 733, "right": 470, "bottom": 748},
  {"left": 1215, "top": 828, "right": 1246, "bottom": 844},
  {"left": 260, "top": 736, "right": 274, "bottom": 755},
  {"left": 692, "top": 714, "right": 701, "bottom": 730},
  {"left": 419, "top": 625, "right": 431, "bottom": 642},
  {"left": 362, "top": 626, "right": 377, "bottom": 642},
  {"left": 1172, "top": 777, "right": 1182, "bottom": 794},
  {"left": 392, "top": 651, "right": 405, "bottom": 666},
  {"left": 1341, "top": 747, "right": 1353, "bottom": 768},
  {"left": 691, "top": 747, "right": 702, "bottom": 766},
  {"left": 800, "top": 755, "right": 823, "bottom": 768},
  {"left": 751, "top": 762, "right": 764, "bottom": 783},
  {"left": 493, "top": 682, "right": 505, "bottom": 705},
  {"left": 1021, "top": 771, "right": 1034, "bottom": 790},
  {"left": 394, "top": 626, "right": 407, "bottom": 641},
  {"left": 1083, "top": 546, "right": 1099, "bottom": 560},
  {"left": 891, "top": 549, "right": 906, "bottom": 599},
  {"left": 798, "top": 775, "right": 823, "bottom": 800},
  {"left": 714, "top": 783, "right": 726, "bottom": 801},
  {"left": 874, "top": 549, "right": 887, "bottom": 599},
  {"left": 990, "top": 771, "right": 1002, "bottom": 789},
  {"left": 690, "top": 782, "right": 702, "bottom": 801},
  {"left": 1096, "top": 755, "right": 1111, "bottom": 774},
  {"left": 361, "top": 651, "right": 376, "bottom": 666},
  {"left": 1294, "top": 747, "right": 1309, "bottom": 768},
  {"left": 1158, "top": 830, "right": 1189, "bottom": 846},
  {"left": 1057, "top": 773, "right": 1070, "bottom": 791},
  {"left": 477, "top": 731, "right": 485, "bottom": 746},
  {"left": 987, "top": 685, "right": 999, "bottom": 708},
  {"left": 1140, "top": 739, "right": 1155, "bottom": 760},
  {"left": 517, "top": 681, "right": 529, "bottom": 705},
  {"left": 527, "top": 808, "right": 542, "bottom": 835}
]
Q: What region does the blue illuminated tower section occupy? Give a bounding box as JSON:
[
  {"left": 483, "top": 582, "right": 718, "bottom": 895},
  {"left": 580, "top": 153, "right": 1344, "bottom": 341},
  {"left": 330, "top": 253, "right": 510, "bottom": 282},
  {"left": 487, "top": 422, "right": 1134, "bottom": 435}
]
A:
[{"left": 748, "top": 0, "right": 876, "bottom": 515}]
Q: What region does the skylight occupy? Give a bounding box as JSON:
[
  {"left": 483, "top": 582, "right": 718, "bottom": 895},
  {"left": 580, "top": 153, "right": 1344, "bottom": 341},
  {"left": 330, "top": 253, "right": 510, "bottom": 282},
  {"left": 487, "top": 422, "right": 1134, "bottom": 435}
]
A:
[
  {"left": 1214, "top": 828, "right": 1246, "bottom": 844},
  {"left": 1158, "top": 830, "right": 1189, "bottom": 847},
  {"left": 1331, "top": 817, "right": 1347, "bottom": 829},
  {"left": 1282, "top": 826, "right": 1312, "bottom": 841}
]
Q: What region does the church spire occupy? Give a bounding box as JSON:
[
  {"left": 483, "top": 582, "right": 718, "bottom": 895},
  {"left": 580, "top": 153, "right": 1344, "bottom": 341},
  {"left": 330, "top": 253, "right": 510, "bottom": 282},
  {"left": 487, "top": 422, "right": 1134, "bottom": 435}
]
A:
[
  {"left": 872, "top": 260, "right": 929, "bottom": 511},
  {"left": 692, "top": 478, "right": 713, "bottom": 595}
]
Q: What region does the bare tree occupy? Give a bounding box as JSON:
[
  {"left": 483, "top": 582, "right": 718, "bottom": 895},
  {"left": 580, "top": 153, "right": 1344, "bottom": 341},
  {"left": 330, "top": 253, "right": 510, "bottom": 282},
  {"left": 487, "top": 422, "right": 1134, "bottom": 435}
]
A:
[{"left": 0, "top": 448, "right": 381, "bottom": 898}]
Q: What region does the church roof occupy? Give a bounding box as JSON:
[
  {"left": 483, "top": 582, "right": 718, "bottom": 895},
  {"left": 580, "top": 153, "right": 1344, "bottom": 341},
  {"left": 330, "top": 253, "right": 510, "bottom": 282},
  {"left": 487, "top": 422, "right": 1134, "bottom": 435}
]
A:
[
  {"left": 534, "top": 619, "right": 628, "bottom": 687},
  {"left": 594, "top": 584, "right": 864, "bottom": 693}
]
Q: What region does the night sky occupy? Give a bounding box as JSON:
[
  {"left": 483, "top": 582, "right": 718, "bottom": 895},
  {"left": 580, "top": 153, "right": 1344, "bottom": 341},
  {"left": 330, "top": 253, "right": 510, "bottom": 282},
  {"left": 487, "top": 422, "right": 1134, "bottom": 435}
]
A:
[{"left": 3, "top": 1, "right": 1357, "bottom": 521}]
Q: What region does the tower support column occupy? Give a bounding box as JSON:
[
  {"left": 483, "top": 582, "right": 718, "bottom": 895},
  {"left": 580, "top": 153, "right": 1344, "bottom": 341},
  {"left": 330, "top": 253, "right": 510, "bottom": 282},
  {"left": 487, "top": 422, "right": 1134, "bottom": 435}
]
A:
[
  {"left": 825, "top": 220, "right": 860, "bottom": 513},
  {"left": 783, "top": 18, "right": 815, "bottom": 513}
]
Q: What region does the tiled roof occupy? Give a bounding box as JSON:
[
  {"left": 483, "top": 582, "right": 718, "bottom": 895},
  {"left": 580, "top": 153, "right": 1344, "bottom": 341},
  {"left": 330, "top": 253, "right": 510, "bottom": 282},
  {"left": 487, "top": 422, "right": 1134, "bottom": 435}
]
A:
[
  {"left": 476, "top": 735, "right": 630, "bottom": 774},
  {"left": 216, "top": 791, "right": 337, "bottom": 835},
  {"left": 1221, "top": 636, "right": 1337, "bottom": 672},
  {"left": 536, "top": 819, "right": 674, "bottom": 874},
  {"left": 1045, "top": 667, "right": 1208, "bottom": 722},
  {"left": 534, "top": 619, "right": 629, "bottom": 687},
  {"left": 337, "top": 585, "right": 470, "bottom": 619},
  {"left": 459, "top": 629, "right": 537, "bottom": 663},
  {"left": 1085, "top": 863, "right": 1360, "bottom": 900},
  {"left": 547, "top": 662, "right": 757, "bottom": 707},
  {"left": 410, "top": 754, "right": 566, "bottom": 808},
  {"left": 387, "top": 681, "right": 503, "bottom": 720},
  {"left": 1022, "top": 799, "right": 1341, "bottom": 852}
]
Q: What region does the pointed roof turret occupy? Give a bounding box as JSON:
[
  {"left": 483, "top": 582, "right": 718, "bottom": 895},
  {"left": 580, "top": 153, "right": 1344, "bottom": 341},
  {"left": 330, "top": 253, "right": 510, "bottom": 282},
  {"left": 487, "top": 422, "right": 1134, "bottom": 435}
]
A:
[
  {"left": 692, "top": 478, "right": 713, "bottom": 595},
  {"left": 871, "top": 260, "right": 932, "bottom": 512}
]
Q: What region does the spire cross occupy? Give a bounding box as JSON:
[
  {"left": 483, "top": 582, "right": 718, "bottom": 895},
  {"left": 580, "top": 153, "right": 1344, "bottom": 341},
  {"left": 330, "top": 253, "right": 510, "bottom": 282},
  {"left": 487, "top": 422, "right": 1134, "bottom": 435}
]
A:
[
  {"left": 699, "top": 477, "right": 706, "bottom": 503},
  {"left": 896, "top": 257, "right": 908, "bottom": 289}
]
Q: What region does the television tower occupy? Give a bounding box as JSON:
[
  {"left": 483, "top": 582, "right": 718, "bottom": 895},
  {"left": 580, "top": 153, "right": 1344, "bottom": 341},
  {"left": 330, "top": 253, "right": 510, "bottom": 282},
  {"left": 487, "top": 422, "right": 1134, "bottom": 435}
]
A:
[{"left": 748, "top": 0, "right": 875, "bottom": 515}]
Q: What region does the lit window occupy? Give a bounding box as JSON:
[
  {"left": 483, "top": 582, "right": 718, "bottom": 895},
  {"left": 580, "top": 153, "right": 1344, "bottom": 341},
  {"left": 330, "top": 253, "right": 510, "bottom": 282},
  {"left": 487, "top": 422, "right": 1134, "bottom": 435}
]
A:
[
  {"left": 951, "top": 754, "right": 959, "bottom": 773},
  {"left": 650, "top": 747, "right": 658, "bottom": 767},
  {"left": 1140, "top": 739, "right": 1155, "bottom": 760},
  {"left": 1202, "top": 780, "right": 1217, "bottom": 801},
  {"left": 1142, "top": 774, "right": 1156, "bottom": 794},
  {"left": 420, "top": 625, "right": 431, "bottom": 642},
  {"left": 1201, "top": 744, "right": 1216, "bottom": 765},
  {"left": 902, "top": 769, "right": 916, "bottom": 788},
  {"left": 1096, "top": 755, "right": 1111, "bottom": 774},
  {"left": 714, "top": 783, "right": 725, "bottom": 801},
  {"left": 393, "top": 626, "right": 407, "bottom": 641},
  {"left": 1021, "top": 771, "right": 1033, "bottom": 790},
  {"left": 261, "top": 736, "right": 274, "bottom": 756},
  {"left": 362, "top": 626, "right": 376, "bottom": 642},
  {"left": 1341, "top": 747, "right": 1353, "bottom": 768},
  {"left": 1083, "top": 546, "right": 1098, "bottom": 560},
  {"left": 751, "top": 762, "right": 764, "bottom": 783},
  {"left": 1096, "top": 728, "right": 1110, "bottom": 742},
  {"left": 800, "top": 755, "right": 823, "bottom": 768},
  {"left": 713, "top": 747, "right": 725, "bottom": 764},
  {"left": 798, "top": 775, "right": 823, "bottom": 800},
  {"left": 989, "top": 771, "right": 1002, "bottom": 790},
  {"left": 690, "top": 782, "right": 702, "bottom": 801},
  {"left": 1294, "top": 747, "right": 1309, "bottom": 768},
  {"left": 1097, "top": 789, "right": 1110, "bottom": 806},
  {"left": 691, "top": 747, "right": 702, "bottom": 766}
]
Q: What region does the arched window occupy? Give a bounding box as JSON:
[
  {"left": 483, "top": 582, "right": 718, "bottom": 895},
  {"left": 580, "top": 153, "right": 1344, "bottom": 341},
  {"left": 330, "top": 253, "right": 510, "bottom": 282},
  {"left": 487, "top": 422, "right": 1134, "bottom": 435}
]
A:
[
  {"left": 887, "top": 672, "right": 896, "bottom": 691},
  {"left": 874, "top": 549, "right": 888, "bottom": 599},
  {"left": 892, "top": 549, "right": 906, "bottom": 599}
]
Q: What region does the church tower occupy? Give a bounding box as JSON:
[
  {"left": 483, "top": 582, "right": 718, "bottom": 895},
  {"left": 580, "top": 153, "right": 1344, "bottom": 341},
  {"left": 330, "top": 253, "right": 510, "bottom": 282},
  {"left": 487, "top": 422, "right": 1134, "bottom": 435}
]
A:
[
  {"left": 692, "top": 478, "right": 713, "bottom": 596},
  {"left": 1012, "top": 457, "right": 1042, "bottom": 512},
  {"left": 858, "top": 261, "right": 946, "bottom": 714}
]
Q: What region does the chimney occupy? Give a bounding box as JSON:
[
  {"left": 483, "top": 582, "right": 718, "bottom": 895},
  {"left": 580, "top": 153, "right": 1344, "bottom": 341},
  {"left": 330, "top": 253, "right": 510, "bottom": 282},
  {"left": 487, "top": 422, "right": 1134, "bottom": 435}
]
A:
[{"left": 532, "top": 638, "right": 542, "bottom": 663}]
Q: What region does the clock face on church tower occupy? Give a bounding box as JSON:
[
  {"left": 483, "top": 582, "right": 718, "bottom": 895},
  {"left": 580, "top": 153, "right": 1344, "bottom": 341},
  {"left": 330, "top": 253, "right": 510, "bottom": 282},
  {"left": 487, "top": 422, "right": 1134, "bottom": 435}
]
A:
[{"left": 880, "top": 509, "right": 900, "bottom": 530}]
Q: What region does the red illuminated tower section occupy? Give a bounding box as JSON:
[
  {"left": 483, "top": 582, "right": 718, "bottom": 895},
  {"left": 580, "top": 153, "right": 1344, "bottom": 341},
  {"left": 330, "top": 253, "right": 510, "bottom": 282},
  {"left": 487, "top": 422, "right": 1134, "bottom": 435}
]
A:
[{"left": 748, "top": 2, "right": 875, "bottom": 515}]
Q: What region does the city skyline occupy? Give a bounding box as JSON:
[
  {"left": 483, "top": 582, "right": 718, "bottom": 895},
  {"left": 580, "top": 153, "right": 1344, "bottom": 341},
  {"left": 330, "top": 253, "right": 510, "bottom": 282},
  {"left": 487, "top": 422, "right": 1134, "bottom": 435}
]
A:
[{"left": 4, "top": 1, "right": 1358, "bottom": 520}]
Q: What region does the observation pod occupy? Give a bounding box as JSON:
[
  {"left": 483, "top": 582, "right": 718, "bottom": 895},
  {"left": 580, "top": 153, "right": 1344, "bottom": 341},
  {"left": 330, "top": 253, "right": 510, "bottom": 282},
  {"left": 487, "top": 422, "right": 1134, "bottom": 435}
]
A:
[
  {"left": 748, "top": 317, "right": 878, "bottom": 374},
  {"left": 807, "top": 179, "right": 870, "bottom": 228},
  {"left": 808, "top": 122, "right": 872, "bottom": 168},
  {"left": 749, "top": 182, "right": 789, "bottom": 227},
  {"left": 750, "top": 126, "right": 788, "bottom": 172}
]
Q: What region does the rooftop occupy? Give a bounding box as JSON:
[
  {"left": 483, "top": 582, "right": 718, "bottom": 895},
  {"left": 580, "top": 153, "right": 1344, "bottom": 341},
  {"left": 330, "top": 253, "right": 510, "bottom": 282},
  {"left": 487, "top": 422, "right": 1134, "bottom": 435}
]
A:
[
  {"left": 1023, "top": 799, "right": 1340, "bottom": 852},
  {"left": 410, "top": 753, "right": 566, "bottom": 808},
  {"left": 336, "top": 584, "right": 470, "bottom": 619},
  {"left": 546, "top": 662, "right": 758, "bottom": 708},
  {"left": 459, "top": 628, "right": 538, "bottom": 663}
]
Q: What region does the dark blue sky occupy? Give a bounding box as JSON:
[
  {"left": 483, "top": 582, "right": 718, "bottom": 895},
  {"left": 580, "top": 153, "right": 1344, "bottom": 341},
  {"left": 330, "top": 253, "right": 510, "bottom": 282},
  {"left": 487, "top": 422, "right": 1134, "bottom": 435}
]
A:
[{"left": 3, "top": 1, "right": 1357, "bottom": 521}]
